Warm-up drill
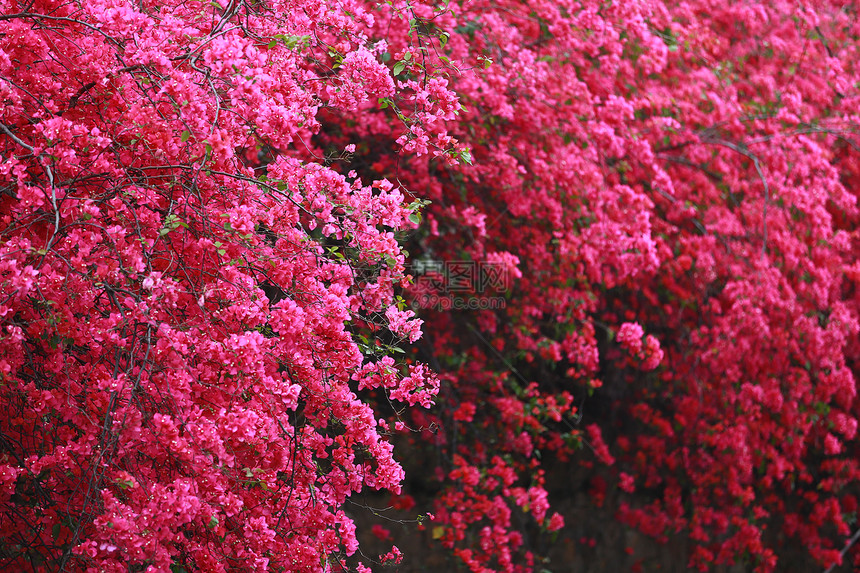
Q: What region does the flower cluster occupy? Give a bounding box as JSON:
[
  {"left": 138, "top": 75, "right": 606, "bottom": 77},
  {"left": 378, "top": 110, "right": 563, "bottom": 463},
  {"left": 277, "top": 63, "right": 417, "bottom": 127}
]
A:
[
  {"left": 0, "top": 0, "right": 444, "bottom": 570},
  {"left": 338, "top": 0, "right": 860, "bottom": 571}
]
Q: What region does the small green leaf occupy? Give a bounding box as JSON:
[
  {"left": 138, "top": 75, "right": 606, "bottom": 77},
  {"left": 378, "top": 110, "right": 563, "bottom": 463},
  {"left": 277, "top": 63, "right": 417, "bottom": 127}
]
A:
[
  {"left": 116, "top": 478, "right": 135, "bottom": 490},
  {"left": 409, "top": 212, "right": 421, "bottom": 225},
  {"left": 393, "top": 62, "right": 406, "bottom": 76},
  {"left": 207, "top": 516, "right": 219, "bottom": 529},
  {"left": 180, "top": 130, "right": 191, "bottom": 142}
]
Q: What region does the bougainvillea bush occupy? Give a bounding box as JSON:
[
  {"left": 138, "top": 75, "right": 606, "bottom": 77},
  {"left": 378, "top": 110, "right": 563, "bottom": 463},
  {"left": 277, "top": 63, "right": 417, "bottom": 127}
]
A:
[
  {"left": 0, "top": 0, "right": 455, "bottom": 569},
  {"left": 328, "top": 1, "right": 860, "bottom": 572},
  {"left": 3, "top": 0, "right": 860, "bottom": 571}
]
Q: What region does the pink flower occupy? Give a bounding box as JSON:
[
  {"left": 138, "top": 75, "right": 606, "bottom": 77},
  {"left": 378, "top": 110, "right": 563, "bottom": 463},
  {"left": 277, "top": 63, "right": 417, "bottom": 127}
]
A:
[
  {"left": 385, "top": 305, "right": 423, "bottom": 343},
  {"left": 641, "top": 335, "right": 664, "bottom": 371},
  {"left": 547, "top": 512, "right": 564, "bottom": 532},
  {"left": 617, "top": 322, "right": 645, "bottom": 355},
  {"left": 825, "top": 433, "right": 842, "bottom": 455},
  {"left": 380, "top": 546, "right": 403, "bottom": 564},
  {"left": 371, "top": 524, "right": 392, "bottom": 541},
  {"left": 619, "top": 472, "right": 635, "bottom": 493}
]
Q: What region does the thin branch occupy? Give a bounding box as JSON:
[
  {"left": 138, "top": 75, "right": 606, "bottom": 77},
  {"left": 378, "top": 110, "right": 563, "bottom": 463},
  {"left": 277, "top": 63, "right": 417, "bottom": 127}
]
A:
[
  {"left": 699, "top": 135, "right": 769, "bottom": 257},
  {"left": 0, "top": 121, "right": 35, "bottom": 152},
  {"left": 823, "top": 527, "right": 860, "bottom": 573}
]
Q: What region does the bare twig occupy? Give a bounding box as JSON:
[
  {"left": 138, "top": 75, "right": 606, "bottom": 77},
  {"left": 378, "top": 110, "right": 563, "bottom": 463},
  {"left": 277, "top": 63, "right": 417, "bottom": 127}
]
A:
[
  {"left": 823, "top": 527, "right": 860, "bottom": 573},
  {"left": 699, "top": 134, "right": 769, "bottom": 257}
]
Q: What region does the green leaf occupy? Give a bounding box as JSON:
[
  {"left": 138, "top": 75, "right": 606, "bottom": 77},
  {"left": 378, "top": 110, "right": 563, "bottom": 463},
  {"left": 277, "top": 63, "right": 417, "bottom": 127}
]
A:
[
  {"left": 180, "top": 130, "right": 191, "bottom": 142},
  {"left": 409, "top": 212, "right": 421, "bottom": 225},
  {"left": 207, "top": 515, "right": 219, "bottom": 529},
  {"left": 116, "top": 478, "right": 135, "bottom": 490},
  {"left": 393, "top": 62, "right": 406, "bottom": 76},
  {"left": 439, "top": 32, "right": 449, "bottom": 48}
]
